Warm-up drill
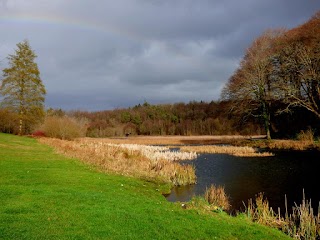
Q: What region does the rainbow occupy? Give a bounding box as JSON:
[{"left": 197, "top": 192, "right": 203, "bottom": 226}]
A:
[{"left": 0, "top": 12, "right": 141, "bottom": 40}]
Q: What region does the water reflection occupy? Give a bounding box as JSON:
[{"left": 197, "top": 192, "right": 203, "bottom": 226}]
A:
[{"left": 166, "top": 150, "right": 320, "bottom": 214}]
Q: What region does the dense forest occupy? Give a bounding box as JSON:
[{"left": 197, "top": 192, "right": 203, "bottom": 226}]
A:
[
  {"left": 0, "top": 11, "right": 319, "bottom": 139},
  {"left": 68, "top": 99, "right": 319, "bottom": 138},
  {"left": 69, "top": 101, "right": 263, "bottom": 137}
]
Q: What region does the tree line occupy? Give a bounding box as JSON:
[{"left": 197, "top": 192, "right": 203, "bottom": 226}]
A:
[{"left": 67, "top": 101, "right": 263, "bottom": 137}]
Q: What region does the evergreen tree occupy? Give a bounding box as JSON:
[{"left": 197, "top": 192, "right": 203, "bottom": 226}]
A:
[{"left": 0, "top": 40, "right": 46, "bottom": 135}]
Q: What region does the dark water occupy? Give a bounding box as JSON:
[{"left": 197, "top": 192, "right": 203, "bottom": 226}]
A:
[{"left": 166, "top": 150, "right": 320, "bottom": 214}]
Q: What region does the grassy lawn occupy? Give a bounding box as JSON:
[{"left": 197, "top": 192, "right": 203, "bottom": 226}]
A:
[{"left": 0, "top": 133, "right": 291, "bottom": 239}]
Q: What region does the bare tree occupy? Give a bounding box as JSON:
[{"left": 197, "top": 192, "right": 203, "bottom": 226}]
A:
[
  {"left": 277, "top": 11, "right": 320, "bottom": 119},
  {"left": 222, "top": 30, "right": 284, "bottom": 139}
]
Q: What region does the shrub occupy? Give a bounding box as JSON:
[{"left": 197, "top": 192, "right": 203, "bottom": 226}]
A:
[
  {"left": 31, "top": 130, "right": 46, "bottom": 137},
  {"left": 0, "top": 108, "right": 19, "bottom": 134},
  {"left": 40, "top": 116, "right": 87, "bottom": 140}
]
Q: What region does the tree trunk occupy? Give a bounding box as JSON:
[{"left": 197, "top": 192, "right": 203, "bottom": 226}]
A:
[
  {"left": 262, "top": 101, "right": 271, "bottom": 140},
  {"left": 19, "top": 118, "right": 23, "bottom": 136}
]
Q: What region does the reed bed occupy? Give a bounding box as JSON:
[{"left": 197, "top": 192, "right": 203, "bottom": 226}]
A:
[
  {"left": 105, "top": 143, "right": 198, "bottom": 161},
  {"left": 244, "top": 192, "right": 320, "bottom": 239},
  {"left": 38, "top": 138, "right": 196, "bottom": 186},
  {"left": 235, "top": 139, "right": 319, "bottom": 151},
  {"left": 180, "top": 145, "right": 274, "bottom": 157},
  {"left": 86, "top": 135, "right": 258, "bottom": 146}
]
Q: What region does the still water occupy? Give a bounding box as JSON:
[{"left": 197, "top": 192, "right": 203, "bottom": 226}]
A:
[{"left": 166, "top": 150, "right": 320, "bottom": 214}]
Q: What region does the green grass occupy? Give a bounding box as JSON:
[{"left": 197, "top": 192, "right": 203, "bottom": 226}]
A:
[{"left": 0, "top": 133, "right": 291, "bottom": 239}]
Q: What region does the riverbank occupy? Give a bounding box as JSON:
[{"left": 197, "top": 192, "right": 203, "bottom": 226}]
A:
[
  {"left": 85, "top": 135, "right": 320, "bottom": 152},
  {"left": 0, "top": 133, "right": 290, "bottom": 239}
]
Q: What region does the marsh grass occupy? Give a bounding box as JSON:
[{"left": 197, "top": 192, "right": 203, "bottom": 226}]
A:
[
  {"left": 244, "top": 191, "right": 320, "bottom": 239},
  {"left": 105, "top": 143, "right": 198, "bottom": 161},
  {"left": 204, "top": 185, "right": 230, "bottom": 211},
  {"left": 39, "top": 138, "right": 196, "bottom": 186},
  {"left": 180, "top": 145, "right": 274, "bottom": 157}
]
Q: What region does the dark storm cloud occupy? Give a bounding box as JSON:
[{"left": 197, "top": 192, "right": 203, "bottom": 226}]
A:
[{"left": 1, "top": 0, "right": 320, "bottom": 110}]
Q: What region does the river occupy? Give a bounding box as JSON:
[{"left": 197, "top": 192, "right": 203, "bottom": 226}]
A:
[{"left": 166, "top": 149, "right": 320, "bottom": 215}]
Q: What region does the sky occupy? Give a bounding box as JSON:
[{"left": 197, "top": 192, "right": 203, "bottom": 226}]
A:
[{"left": 0, "top": 1, "right": 319, "bottom": 111}]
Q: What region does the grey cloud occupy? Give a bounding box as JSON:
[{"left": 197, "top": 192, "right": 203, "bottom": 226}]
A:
[{"left": 1, "top": 0, "right": 320, "bottom": 110}]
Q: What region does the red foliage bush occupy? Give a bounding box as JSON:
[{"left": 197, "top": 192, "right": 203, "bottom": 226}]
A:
[{"left": 31, "top": 130, "right": 46, "bottom": 137}]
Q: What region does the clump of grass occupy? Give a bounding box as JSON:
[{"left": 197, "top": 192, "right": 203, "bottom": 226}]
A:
[
  {"left": 181, "top": 145, "right": 274, "bottom": 157},
  {"left": 183, "top": 196, "right": 213, "bottom": 214},
  {"left": 204, "top": 184, "right": 230, "bottom": 211},
  {"left": 297, "top": 129, "right": 314, "bottom": 143},
  {"left": 39, "top": 138, "right": 196, "bottom": 186}
]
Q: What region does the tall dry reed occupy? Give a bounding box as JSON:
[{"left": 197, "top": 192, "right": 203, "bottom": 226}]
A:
[
  {"left": 39, "top": 138, "right": 196, "bottom": 186},
  {"left": 244, "top": 193, "right": 285, "bottom": 228},
  {"left": 283, "top": 191, "right": 320, "bottom": 239},
  {"left": 244, "top": 191, "right": 320, "bottom": 239}
]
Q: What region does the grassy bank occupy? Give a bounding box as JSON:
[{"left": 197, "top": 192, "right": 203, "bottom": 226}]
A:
[{"left": 0, "top": 133, "right": 290, "bottom": 239}]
